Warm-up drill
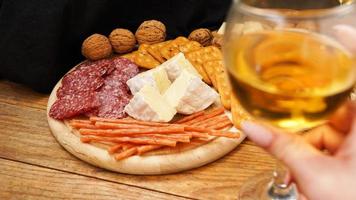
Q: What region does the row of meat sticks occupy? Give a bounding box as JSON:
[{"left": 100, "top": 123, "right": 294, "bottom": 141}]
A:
[{"left": 69, "top": 107, "right": 240, "bottom": 160}]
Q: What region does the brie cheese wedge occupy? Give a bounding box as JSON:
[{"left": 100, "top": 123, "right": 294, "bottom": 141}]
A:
[
  {"left": 124, "top": 85, "right": 176, "bottom": 122},
  {"left": 126, "top": 67, "right": 171, "bottom": 95},
  {"left": 161, "top": 53, "right": 202, "bottom": 81},
  {"left": 163, "top": 70, "right": 219, "bottom": 114}
]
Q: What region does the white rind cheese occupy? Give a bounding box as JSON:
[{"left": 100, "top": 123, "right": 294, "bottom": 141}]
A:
[
  {"left": 126, "top": 67, "right": 171, "bottom": 95},
  {"left": 124, "top": 86, "right": 176, "bottom": 122},
  {"left": 164, "top": 70, "right": 219, "bottom": 114},
  {"left": 161, "top": 53, "right": 202, "bottom": 81}
]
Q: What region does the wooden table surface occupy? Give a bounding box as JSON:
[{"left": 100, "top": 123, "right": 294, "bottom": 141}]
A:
[{"left": 0, "top": 80, "right": 276, "bottom": 200}]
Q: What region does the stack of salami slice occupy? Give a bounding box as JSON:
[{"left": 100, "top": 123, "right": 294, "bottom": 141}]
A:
[{"left": 49, "top": 57, "right": 139, "bottom": 120}]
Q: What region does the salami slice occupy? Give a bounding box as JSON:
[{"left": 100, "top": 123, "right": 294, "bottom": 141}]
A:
[
  {"left": 88, "top": 58, "right": 139, "bottom": 119},
  {"left": 49, "top": 91, "right": 99, "bottom": 120},
  {"left": 111, "top": 58, "right": 139, "bottom": 83},
  {"left": 57, "top": 73, "right": 104, "bottom": 98},
  {"left": 95, "top": 84, "right": 131, "bottom": 119},
  {"left": 77, "top": 58, "right": 115, "bottom": 77},
  {"left": 51, "top": 57, "right": 139, "bottom": 120}
]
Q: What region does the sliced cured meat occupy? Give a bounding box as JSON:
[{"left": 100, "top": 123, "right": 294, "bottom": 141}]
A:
[
  {"left": 111, "top": 58, "right": 139, "bottom": 83},
  {"left": 49, "top": 91, "right": 99, "bottom": 120},
  {"left": 90, "top": 77, "right": 132, "bottom": 119},
  {"left": 95, "top": 84, "right": 131, "bottom": 119},
  {"left": 57, "top": 74, "right": 104, "bottom": 98},
  {"left": 51, "top": 57, "right": 139, "bottom": 120},
  {"left": 77, "top": 58, "right": 115, "bottom": 77},
  {"left": 57, "top": 58, "right": 118, "bottom": 98},
  {"left": 86, "top": 58, "right": 139, "bottom": 119}
]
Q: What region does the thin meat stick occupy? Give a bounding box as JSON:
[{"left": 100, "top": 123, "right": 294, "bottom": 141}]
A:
[
  {"left": 137, "top": 145, "right": 163, "bottom": 155},
  {"left": 183, "top": 107, "right": 225, "bottom": 125},
  {"left": 122, "top": 143, "right": 136, "bottom": 151},
  {"left": 115, "top": 147, "right": 137, "bottom": 160},
  {"left": 94, "top": 122, "right": 149, "bottom": 129},
  {"left": 184, "top": 126, "right": 207, "bottom": 133},
  {"left": 80, "top": 136, "right": 177, "bottom": 147},
  {"left": 208, "top": 130, "right": 240, "bottom": 138},
  {"left": 131, "top": 134, "right": 191, "bottom": 143},
  {"left": 108, "top": 143, "right": 125, "bottom": 154},
  {"left": 193, "top": 115, "right": 231, "bottom": 127},
  {"left": 207, "top": 120, "right": 233, "bottom": 130},
  {"left": 90, "top": 117, "right": 171, "bottom": 127},
  {"left": 186, "top": 132, "right": 210, "bottom": 138},
  {"left": 79, "top": 126, "right": 185, "bottom": 136},
  {"left": 175, "top": 111, "right": 205, "bottom": 124}
]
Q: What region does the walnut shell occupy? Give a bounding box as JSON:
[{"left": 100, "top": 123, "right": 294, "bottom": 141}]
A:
[
  {"left": 188, "top": 28, "right": 213, "bottom": 46},
  {"left": 211, "top": 30, "right": 219, "bottom": 37},
  {"left": 135, "top": 20, "right": 166, "bottom": 44},
  {"left": 81, "top": 34, "right": 112, "bottom": 60},
  {"left": 212, "top": 34, "right": 223, "bottom": 49},
  {"left": 109, "top": 28, "right": 136, "bottom": 54}
]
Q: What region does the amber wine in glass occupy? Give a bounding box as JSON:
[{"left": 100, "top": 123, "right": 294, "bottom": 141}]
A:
[{"left": 227, "top": 30, "right": 356, "bottom": 131}]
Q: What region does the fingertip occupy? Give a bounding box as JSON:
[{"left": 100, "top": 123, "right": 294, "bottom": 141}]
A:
[
  {"left": 329, "top": 101, "right": 355, "bottom": 133},
  {"left": 241, "top": 121, "right": 274, "bottom": 148}
]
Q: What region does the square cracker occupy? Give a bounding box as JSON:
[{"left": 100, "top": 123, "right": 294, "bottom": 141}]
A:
[
  {"left": 147, "top": 40, "right": 171, "bottom": 63},
  {"left": 122, "top": 44, "right": 161, "bottom": 69},
  {"left": 231, "top": 94, "right": 251, "bottom": 128},
  {"left": 132, "top": 50, "right": 161, "bottom": 69},
  {"left": 185, "top": 46, "right": 223, "bottom": 84},
  {"left": 203, "top": 60, "right": 219, "bottom": 89},
  {"left": 160, "top": 37, "right": 190, "bottom": 60},
  {"left": 213, "top": 60, "right": 231, "bottom": 110},
  {"left": 178, "top": 40, "right": 202, "bottom": 54}
]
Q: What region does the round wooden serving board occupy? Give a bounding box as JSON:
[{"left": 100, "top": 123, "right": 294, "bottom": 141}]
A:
[{"left": 47, "top": 68, "right": 246, "bottom": 175}]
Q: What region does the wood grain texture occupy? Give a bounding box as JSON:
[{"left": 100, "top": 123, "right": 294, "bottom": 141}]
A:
[
  {"left": 0, "top": 158, "right": 187, "bottom": 200},
  {"left": 0, "top": 80, "right": 276, "bottom": 200}
]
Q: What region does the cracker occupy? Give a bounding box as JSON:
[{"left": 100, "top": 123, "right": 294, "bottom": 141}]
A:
[
  {"left": 178, "top": 40, "right": 202, "bottom": 54},
  {"left": 213, "top": 60, "right": 231, "bottom": 110},
  {"left": 120, "top": 51, "right": 137, "bottom": 61},
  {"left": 231, "top": 95, "right": 251, "bottom": 129},
  {"left": 138, "top": 43, "right": 151, "bottom": 52},
  {"left": 204, "top": 60, "right": 218, "bottom": 89},
  {"left": 147, "top": 40, "right": 171, "bottom": 63},
  {"left": 132, "top": 50, "right": 161, "bottom": 69},
  {"left": 185, "top": 46, "right": 222, "bottom": 84},
  {"left": 160, "top": 37, "right": 190, "bottom": 59},
  {"left": 123, "top": 44, "right": 160, "bottom": 69}
]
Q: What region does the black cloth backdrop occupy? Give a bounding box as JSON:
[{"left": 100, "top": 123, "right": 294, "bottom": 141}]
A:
[{"left": 0, "top": 0, "right": 232, "bottom": 93}]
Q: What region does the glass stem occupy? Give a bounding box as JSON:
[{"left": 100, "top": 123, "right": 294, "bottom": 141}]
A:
[{"left": 267, "top": 160, "right": 298, "bottom": 200}]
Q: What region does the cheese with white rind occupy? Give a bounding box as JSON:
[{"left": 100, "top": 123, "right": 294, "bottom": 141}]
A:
[
  {"left": 163, "top": 70, "right": 219, "bottom": 114},
  {"left": 126, "top": 67, "right": 171, "bottom": 94},
  {"left": 154, "top": 67, "right": 171, "bottom": 93},
  {"left": 124, "top": 85, "right": 176, "bottom": 122},
  {"left": 161, "top": 53, "right": 202, "bottom": 81}
]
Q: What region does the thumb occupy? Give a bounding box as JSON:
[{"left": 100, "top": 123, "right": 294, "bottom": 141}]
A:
[{"left": 241, "top": 121, "right": 323, "bottom": 174}]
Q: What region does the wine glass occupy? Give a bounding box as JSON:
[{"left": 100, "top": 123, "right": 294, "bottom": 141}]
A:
[{"left": 223, "top": 0, "right": 356, "bottom": 199}]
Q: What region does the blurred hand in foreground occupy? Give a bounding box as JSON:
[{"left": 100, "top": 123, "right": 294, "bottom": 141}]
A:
[{"left": 241, "top": 101, "right": 356, "bottom": 200}]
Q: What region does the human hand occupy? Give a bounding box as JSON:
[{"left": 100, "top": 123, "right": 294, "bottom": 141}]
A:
[{"left": 241, "top": 101, "right": 356, "bottom": 200}]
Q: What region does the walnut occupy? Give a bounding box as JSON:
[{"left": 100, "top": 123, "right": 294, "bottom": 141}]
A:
[
  {"left": 188, "top": 28, "right": 213, "bottom": 46},
  {"left": 212, "top": 33, "right": 223, "bottom": 49},
  {"left": 109, "top": 28, "right": 136, "bottom": 54},
  {"left": 81, "top": 34, "right": 112, "bottom": 60},
  {"left": 211, "top": 30, "right": 219, "bottom": 37},
  {"left": 135, "top": 20, "right": 166, "bottom": 44}
]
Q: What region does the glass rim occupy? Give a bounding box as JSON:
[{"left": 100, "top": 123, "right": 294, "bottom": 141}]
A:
[{"left": 237, "top": 1, "right": 355, "bottom": 20}]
